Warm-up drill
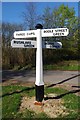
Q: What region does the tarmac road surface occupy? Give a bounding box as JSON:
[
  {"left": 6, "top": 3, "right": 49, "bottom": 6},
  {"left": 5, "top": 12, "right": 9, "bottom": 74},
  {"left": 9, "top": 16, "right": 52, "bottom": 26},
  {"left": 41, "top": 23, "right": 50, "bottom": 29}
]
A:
[{"left": 2, "top": 70, "right": 80, "bottom": 86}]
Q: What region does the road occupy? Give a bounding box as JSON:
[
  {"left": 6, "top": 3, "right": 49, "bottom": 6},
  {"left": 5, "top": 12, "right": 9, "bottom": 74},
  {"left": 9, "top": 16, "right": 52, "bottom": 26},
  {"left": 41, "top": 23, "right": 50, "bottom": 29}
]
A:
[{"left": 2, "top": 70, "right": 80, "bottom": 86}]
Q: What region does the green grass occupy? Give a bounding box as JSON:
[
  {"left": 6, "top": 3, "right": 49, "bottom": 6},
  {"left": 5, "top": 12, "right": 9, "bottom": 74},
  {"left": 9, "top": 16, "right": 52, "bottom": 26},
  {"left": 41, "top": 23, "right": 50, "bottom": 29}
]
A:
[
  {"left": 44, "top": 87, "right": 67, "bottom": 96},
  {"left": 62, "top": 94, "right": 80, "bottom": 119},
  {"left": 11, "top": 60, "right": 80, "bottom": 71},
  {"left": 2, "top": 85, "right": 80, "bottom": 119},
  {"left": 2, "top": 94, "right": 21, "bottom": 118},
  {"left": 44, "top": 60, "right": 80, "bottom": 71}
]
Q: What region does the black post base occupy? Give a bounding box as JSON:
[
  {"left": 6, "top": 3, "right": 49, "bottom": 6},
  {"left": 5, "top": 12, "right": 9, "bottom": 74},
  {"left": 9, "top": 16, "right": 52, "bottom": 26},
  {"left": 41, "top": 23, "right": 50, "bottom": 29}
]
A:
[{"left": 35, "top": 85, "right": 44, "bottom": 102}]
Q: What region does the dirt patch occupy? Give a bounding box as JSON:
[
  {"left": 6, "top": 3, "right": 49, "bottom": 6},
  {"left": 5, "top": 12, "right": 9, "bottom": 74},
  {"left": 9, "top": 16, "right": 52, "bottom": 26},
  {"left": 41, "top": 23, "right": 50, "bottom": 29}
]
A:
[{"left": 19, "top": 94, "right": 69, "bottom": 118}]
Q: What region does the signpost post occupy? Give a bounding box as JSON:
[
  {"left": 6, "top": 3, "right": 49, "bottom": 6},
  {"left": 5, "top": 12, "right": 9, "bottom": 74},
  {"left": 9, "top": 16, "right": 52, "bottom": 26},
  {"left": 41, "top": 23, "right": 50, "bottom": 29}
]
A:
[
  {"left": 35, "top": 24, "right": 44, "bottom": 105},
  {"left": 11, "top": 24, "right": 69, "bottom": 105}
]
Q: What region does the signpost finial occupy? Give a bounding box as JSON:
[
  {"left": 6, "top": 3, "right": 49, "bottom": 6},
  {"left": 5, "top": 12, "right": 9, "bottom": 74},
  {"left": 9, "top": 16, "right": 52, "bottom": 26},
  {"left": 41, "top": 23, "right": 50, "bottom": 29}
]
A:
[{"left": 35, "top": 24, "right": 43, "bottom": 29}]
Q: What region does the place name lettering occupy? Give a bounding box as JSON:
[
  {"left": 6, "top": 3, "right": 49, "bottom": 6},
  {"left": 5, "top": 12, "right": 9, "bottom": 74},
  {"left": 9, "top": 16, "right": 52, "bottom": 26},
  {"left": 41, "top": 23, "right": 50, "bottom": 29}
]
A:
[
  {"left": 24, "top": 44, "right": 34, "bottom": 47},
  {"left": 53, "top": 33, "right": 64, "bottom": 36},
  {"left": 53, "top": 46, "right": 60, "bottom": 48},
  {"left": 14, "top": 41, "right": 24, "bottom": 44},
  {"left": 43, "top": 29, "right": 67, "bottom": 33},
  {"left": 55, "top": 29, "right": 67, "bottom": 32},
  {"left": 26, "top": 32, "right": 35, "bottom": 36},
  {"left": 25, "top": 41, "right": 31, "bottom": 44},
  {"left": 49, "top": 45, "right": 60, "bottom": 48},
  {"left": 16, "top": 32, "right": 35, "bottom": 36},
  {"left": 16, "top": 33, "right": 25, "bottom": 36},
  {"left": 14, "top": 41, "right": 33, "bottom": 45},
  {"left": 12, "top": 40, "right": 36, "bottom": 48},
  {"left": 45, "top": 42, "right": 54, "bottom": 45},
  {"left": 24, "top": 41, "right": 34, "bottom": 47},
  {"left": 44, "top": 30, "right": 53, "bottom": 33},
  {"left": 44, "top": 30, "right": 54, "bottom": 33}
]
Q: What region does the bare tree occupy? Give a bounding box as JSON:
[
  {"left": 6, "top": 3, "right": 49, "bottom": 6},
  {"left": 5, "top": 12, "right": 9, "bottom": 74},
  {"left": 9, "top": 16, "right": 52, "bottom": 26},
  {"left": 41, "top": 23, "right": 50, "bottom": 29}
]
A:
[
  {"left": 2, "top": 22, "right": 23, "bottom": 47},
  {"left": 22, "top": 2, "right": 40, "bottom": 30},
  {"left": 42, "top": 6, "right": 53, "bottom": 29}
]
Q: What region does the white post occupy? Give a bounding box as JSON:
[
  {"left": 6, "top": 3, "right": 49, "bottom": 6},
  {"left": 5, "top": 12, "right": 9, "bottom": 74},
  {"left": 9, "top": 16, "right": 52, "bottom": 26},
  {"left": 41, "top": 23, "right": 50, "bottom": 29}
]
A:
[
  {"left": 34, "top": 24, "right": 44, "bottom": 105},
  {"left": 36, "top": 29, "right": 44, "bottom": 86}
]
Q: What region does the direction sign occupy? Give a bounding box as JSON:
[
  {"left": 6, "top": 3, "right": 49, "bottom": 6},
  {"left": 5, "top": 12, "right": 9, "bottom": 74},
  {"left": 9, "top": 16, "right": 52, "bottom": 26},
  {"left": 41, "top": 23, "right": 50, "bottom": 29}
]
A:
[
  {"left": 13, "top": 28, "right": 69, "bottom": 38},
  {"left": 11, "top": 39, "right": 62, "bottom": 49},
  {"left": 11, "top": 39, "right": 37, "bottom": 48},
  {"left": 43, "top": 41, "right": 62, "bottom": 49},
  {"left": 14, "top": 30, "right": 37, "bottom": 38},
  {"left": 41, "top": 28, "right": 69, "bottom": 37}
]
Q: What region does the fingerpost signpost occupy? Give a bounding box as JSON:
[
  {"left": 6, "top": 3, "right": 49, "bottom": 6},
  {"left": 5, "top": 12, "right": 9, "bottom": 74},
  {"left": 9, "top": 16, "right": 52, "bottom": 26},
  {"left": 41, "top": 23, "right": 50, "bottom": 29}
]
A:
[{"left": 11, "top": 24, "right": 69, "bottom": 105}]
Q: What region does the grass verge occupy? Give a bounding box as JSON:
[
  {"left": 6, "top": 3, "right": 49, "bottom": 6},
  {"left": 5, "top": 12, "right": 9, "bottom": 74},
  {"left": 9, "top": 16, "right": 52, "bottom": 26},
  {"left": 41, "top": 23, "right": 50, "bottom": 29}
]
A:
[
  {"left": 44, "top": 60, "right": 80, "bottom": 71},
  {"left": 2, "top": 85, "right": 80, "bottom": 119},
  {"left": 11, "top": 60, "right": 80, "bottom": 71}
]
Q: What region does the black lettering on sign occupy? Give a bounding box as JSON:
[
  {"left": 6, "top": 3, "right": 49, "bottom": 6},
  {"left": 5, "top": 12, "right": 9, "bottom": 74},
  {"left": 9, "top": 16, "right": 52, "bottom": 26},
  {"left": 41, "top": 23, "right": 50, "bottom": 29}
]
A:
[
  {"left": 45, "top": 42, "right": 54, "bottom": 45},
  {"left": 16, "top": 33, "right": 25, "bottom": 36},
  {"left": 27, "top": 32, "right": 35, "bottom": 36},
  {"left": 54, "top": 46, "right": 59, "bottom": 48},
  {"left": 24, "top": 44, "right": 34, "bottom": 47},
  {"left": 61, "top": 33, "right": 64, "bottom": 35},
  {"left": 25, "top": 41, "right": 31, "bottom": 44},
  {"left": 55, "top": 29, "right": 67, "bottom": 32},
  {"left": 53, "top": 33, "right": 64, "bottom": 36},
  {"left": 44, "top": 30, "right": 54, "bottom": 33},
  {"left": 49, "top": 43, "right": 54, "bottom": 45},
  {"left": 14, "top": 41, "right": 24, "bottom": 44}
]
